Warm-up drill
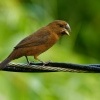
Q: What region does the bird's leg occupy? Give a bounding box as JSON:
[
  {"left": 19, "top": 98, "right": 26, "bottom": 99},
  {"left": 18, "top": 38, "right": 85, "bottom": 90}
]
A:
[
  {"left": 34, "top": 56, "right": 43, "bottom": 63},
  {"left": 25, "top": 56, "right": 30, "bottom": 64},
  {"left": 34, "top": 56, "right": 50, "bottom": 66}
]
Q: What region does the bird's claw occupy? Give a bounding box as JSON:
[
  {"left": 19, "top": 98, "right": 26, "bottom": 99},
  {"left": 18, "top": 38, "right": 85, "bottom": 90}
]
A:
[
  {"left": 42, "top": 60, "right": 51, "bottom": 66},
  {"left": 28, "top": 61, "right": 34, "bottom": 65}
]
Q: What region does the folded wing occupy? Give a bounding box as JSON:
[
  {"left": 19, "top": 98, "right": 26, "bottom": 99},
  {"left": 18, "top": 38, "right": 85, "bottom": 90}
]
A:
[{"left": 14, "top": 29, "right": 50, "bottom": 49}]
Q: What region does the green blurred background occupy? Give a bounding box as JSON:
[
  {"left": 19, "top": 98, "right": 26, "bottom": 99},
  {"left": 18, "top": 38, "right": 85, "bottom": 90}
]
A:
[{"left": 0, "top": 0, "right": 100, "bottom": 100}]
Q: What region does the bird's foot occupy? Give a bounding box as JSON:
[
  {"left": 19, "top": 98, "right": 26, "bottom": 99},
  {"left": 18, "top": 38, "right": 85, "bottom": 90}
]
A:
[
  {"left": 28, "top": 61, "right": 35, "bottom": 65},
  {"left": 27, "top": 60, "right": 51, "bottom": 66},
  {"left": 42, "top": 60, "right": 51, "bottom": 66}
]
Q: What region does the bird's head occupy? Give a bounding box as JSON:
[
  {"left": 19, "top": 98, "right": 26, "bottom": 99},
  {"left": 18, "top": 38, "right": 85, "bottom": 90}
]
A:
[{"left": 48, "top": 20, "right": 71, "bottom": 36}]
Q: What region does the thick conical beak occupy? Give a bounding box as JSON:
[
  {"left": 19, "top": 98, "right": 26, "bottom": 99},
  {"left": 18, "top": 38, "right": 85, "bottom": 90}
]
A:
[
  {"left": 65, "top": 29, "right": 70, "bottom": 36},
  {"left": 65, "top": 23, "right": 71, "bottom": 36}
]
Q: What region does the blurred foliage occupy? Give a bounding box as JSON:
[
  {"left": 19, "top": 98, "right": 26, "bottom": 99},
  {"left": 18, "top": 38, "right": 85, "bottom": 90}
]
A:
[{"left": 0, "top": 0, "right": 100, "bottom": 100}]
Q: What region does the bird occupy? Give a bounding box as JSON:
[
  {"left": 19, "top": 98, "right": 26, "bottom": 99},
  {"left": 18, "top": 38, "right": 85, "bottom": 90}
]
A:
[{"left": 0, "top": 20, "right": 71, "bottom": 69}]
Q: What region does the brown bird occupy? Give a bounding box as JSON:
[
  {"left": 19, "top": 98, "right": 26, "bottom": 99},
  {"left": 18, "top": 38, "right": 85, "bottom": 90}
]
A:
[{"left": 0, "top": 20, "right": 71, "bottom": 69}]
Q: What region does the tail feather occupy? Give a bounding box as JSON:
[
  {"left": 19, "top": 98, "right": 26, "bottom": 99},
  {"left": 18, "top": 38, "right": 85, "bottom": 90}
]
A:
[
  {"left": 0, "top": 58, "right": 11, "bottom": 69},
  {"left": 0, "top": 49, "right": 24, "bottom": 70}
]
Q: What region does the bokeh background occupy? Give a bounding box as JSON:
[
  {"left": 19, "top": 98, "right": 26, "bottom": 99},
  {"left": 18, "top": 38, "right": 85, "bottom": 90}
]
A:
[{"left": 0, "top": 0, "right": 100, "bottom": 100}]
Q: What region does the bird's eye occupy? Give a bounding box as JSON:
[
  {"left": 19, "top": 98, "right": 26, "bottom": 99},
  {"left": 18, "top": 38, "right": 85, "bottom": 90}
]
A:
[{"left": 59, "top": 24, "right": 63, "bottom": 27}]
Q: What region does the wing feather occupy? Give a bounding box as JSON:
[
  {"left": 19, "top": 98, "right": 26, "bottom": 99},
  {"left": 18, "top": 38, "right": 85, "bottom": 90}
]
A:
[{"left": 14, "top": 29, "right": 50, "bottom": 49}]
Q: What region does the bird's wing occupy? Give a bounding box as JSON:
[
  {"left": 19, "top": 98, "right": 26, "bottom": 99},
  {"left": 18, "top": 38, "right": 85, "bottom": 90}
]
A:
[{"left": 14, "top": 29, "right": 50, "bottom": 49}]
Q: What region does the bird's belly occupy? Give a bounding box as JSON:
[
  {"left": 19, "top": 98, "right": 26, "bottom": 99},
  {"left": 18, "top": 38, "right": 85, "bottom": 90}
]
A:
[{"left": 26, "top": 44, "right": 53, "bottom": 56}]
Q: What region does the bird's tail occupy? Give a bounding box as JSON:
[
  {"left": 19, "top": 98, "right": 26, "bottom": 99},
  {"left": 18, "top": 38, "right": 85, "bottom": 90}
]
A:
[
  {"left": 0, "top": 49, "right": 23, "bottom": 70},
  {"left": 0, "top": 57, "right": 11, "bottom": 69}
]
